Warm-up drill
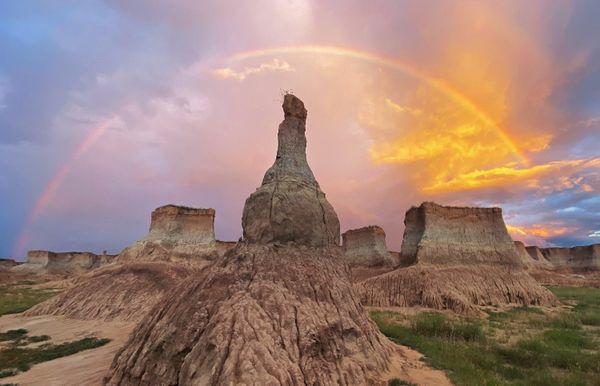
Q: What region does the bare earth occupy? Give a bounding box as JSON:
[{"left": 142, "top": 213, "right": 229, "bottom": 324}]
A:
[{"left": 0, "top": 314, "right": 135, "bottom": 386}]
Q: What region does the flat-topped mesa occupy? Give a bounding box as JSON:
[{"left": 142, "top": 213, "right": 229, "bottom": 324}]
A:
[
  {"left": 242, "top": 94, "right": 340, "bottom": 247},
  {"left": 117, "top": 204, "right": 220, "bottom": 263},
  {"left": 146, "top": 205, "right": 216, "bottom": 244},
  {"left": 10, "top": 250, "right": 116, "bottom": 274},
  {"left": 358, "top": 202, "right": 557, "bottom": 314},
  {"left": 342, "top": 225, "right": 396, "bottom": 267},
  {"left": 540, "top": 244, "right": 600, "bottom": 271},
  {"left": 401, "top": 202, "right": 522, "bottom": 267}
]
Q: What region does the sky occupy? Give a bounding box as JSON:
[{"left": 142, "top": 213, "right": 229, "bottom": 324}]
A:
[{"left": 1, "top": 0, "right": 599, "bottom": 260}]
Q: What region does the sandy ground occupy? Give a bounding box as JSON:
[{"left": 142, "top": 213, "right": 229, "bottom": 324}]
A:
[
  {"left": 0, "top": 313, "right": 452, "bottom": 386},
  {"left": 0, "top": 314, "right": 135, "bottom": 386},
  {"left": 382, "top": 346, "right": 453, "bottom": 386}
]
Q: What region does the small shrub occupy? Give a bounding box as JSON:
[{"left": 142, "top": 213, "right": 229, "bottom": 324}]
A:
[
  {"left": 0, "top": 329, "right": 28, "bottom": 342},
  {"left": 389, "top": 378, "right": 417, "bottom": 386}
]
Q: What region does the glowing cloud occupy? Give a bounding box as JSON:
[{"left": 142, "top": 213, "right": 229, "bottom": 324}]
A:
[
  {"left": 212, "top": 58, "right": 295, "bottom": 81},
  {"left": 220, "top": 45, "right": 530, "bottom": 164}
]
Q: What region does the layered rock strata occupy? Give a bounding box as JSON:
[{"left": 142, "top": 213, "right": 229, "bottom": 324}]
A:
[
  {"left": 11, "top": 250, "right": 116, "bottom": 274},
  {"left": 117, "top": 205, "right": 220, "bottom": 263},
  {"left": 242, "top": 95, "right": 340, "bottom": 247},
  {"left": 106, "top": 95, "right": 399, "bottom": 385},
  {"left": 342, "top": 226, "right": 396, "bottom": 267},
  {"left": 400, "top": 202, "right": 523, "bottom": 267},
  {"left": 540, "top": 244, "right": 600, "bottom": 271},
  {"left": 359, "top": 202, "right": 557, "bottom": 313}
]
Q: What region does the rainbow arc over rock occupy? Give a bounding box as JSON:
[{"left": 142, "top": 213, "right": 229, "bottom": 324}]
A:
[
  {"left": 227, "top": 45, "right": 530, "bottom": 164},
  {"left": 13, "top": 45, "right": 529, "bottom": 256}
]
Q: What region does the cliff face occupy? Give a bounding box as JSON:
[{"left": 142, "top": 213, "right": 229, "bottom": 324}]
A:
[
  {"left": 117, "top": 205, "right": 221, "bottom": 263},
  {"left": 400, "top": 202, "right": 522, "bottom": 267},
  {"left": 11, "top": 250, "right": 115, "bottom": 274},
  {"left": 242, "top": 94, "right": 340, "bottom": 247},
  {"left": 342, "top": 226, "right": 395, "bottom": 267},
  {"left": 358, "top": 202, "right": 557, "bottom": 313},
  {"left": 147, "top": 205, "right": 216, "bottom": 244},
  {"left": 540, "top": 244, "right": 600, "bottom": 271}
]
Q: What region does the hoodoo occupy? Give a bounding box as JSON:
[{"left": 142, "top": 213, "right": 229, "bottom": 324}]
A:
[
  {"left": 242, "top": 94, "right": 340, "bottom": 247},
  {"left": 358, "top": 202, "right": 557, "bottom": 313},
  {"left": 343, "top": 225, "right": 396, "bottom": 267},
  {"left": 106, "top": 95, "right": 407, "bottom": 385}
]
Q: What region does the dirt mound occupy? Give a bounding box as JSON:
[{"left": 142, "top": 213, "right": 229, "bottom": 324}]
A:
[
  {"left": 116, "top": 205, "right": 223, "bottom": 263},
  {"left": 359, "top": 265, "right": 557, "bottom": 314},
  {"left": 24, "top": 262, "right": 197, "bottom": 322},
  {"left": 359, "top": 202, "right": 557, "bottom": 313},
  {"left": 106, "top": 244, "right": 396, "bottom": 385},
  {"left": 342, "top": 226, "right": 396, "bottom": 267}
]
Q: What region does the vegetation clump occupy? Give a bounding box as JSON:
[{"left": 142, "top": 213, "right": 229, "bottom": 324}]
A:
[
  {"left": 372, "top": 285, "right": 600, "bottom": 386},
  {"left": 0, "top": 332, "right": 110, "bottom": 378},
  {"left": 0, "top": 284, "right": 61, "bottom": 316}
]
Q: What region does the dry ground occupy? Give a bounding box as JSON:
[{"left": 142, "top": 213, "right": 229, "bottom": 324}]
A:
[{"left": 0, "top": 315, "right": 135, "bottom": 386}]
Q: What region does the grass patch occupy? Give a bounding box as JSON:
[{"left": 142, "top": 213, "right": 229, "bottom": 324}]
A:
[
  {"left": 372, "top": 285, "right": 600, "bottom": 386},
  {"left": 0, "top": 284, "right": 61, "bottom": 316},
  {"left": 389, "top": 379, "right": 417, "bottom": 386},
  {"left": 0, "top": 337, "right": 110, "bottom": 378}
]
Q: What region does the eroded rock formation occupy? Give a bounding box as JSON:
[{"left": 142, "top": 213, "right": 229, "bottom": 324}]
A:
[
  {"left": 358, "top": 202, "right": 557, "bottom": 313},
  {"left": 10, "top": 250, "right": 116, "bottom": 274},
  {"left": 106, "top": 94, "right": 401, "bottom": 385},
  {"left": 117, "top": 205, "right": 226, "bottom": 262},
  {"left": 342, "top": 226, "right": 396, "bottom": 267},
  {"left": 400, "top": 202, "right": 522, "bottom": 267},
  {"left": 242, "top": 94, "right": 340, "bottom": 247},
  {"left": 540, "top": 244, "right": 600, "bottom": 271},
  {"left": 0, "top": 258, "right": 17, "bottom": 271}
]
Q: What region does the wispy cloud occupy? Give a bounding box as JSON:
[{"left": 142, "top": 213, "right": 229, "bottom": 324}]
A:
[{"left": 212, "top": 59, "right": 295, "bottom": 81}]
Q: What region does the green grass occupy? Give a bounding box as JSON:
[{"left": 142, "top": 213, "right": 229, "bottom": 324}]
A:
[
  {"left": 0, "top": 284, "right": 61, "bottom": 316},
  {"left": 372, "top": 285, "right": 600, "bottom": 386},
  {"left": 0, "top": 336, "right": 110, "bottom": 378}
]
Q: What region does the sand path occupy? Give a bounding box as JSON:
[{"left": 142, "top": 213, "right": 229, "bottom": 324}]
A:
[{"left": 0, "top": 314, "right": 135, "bottom": 386}]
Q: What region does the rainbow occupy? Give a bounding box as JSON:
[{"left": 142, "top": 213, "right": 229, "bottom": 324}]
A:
[
  {"left": 12, "top": 117, "right": 115, "bottom": 257},
  {"left": 225, "top": 45, "right": 530, "bottom": 165}
]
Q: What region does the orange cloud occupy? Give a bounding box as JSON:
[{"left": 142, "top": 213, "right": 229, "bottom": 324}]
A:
[{"left": 507, "top": 224, "right": 577, "bottom": 239}]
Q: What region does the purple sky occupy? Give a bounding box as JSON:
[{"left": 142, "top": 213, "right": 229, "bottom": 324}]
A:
[{"left": 1, "top": 0, "right": 600, "bottom": 260}]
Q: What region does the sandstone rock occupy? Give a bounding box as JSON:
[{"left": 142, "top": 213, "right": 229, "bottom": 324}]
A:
[
  {"left": 540, "top": 244, "right": 600, "bottom": 271},
  {"left": 526, "top": 246, "right": 546, "bottom": 262},
  {"left": 359, "top": 202, "right": 557, "bottom": 313},
  {"left": 0, "top": 258, "right": 17, "bottom": 270},
  {"left": 117, "top": 205, "right": 219, "bottom": 263},
  {"left": 400, "top": 202, "right": 522, "bottom": 267},
  {"left": 10, "top": 250, "right": 116, "bottom": 274},
  {"left": 242, "top": 94, "right": 340, "bottom": 247},
  {"left": 342, "top": 226, "right": 396, "bottom": 267},
  {"left": 106, "top": 95, "right": 400, "bottom": 385}
]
